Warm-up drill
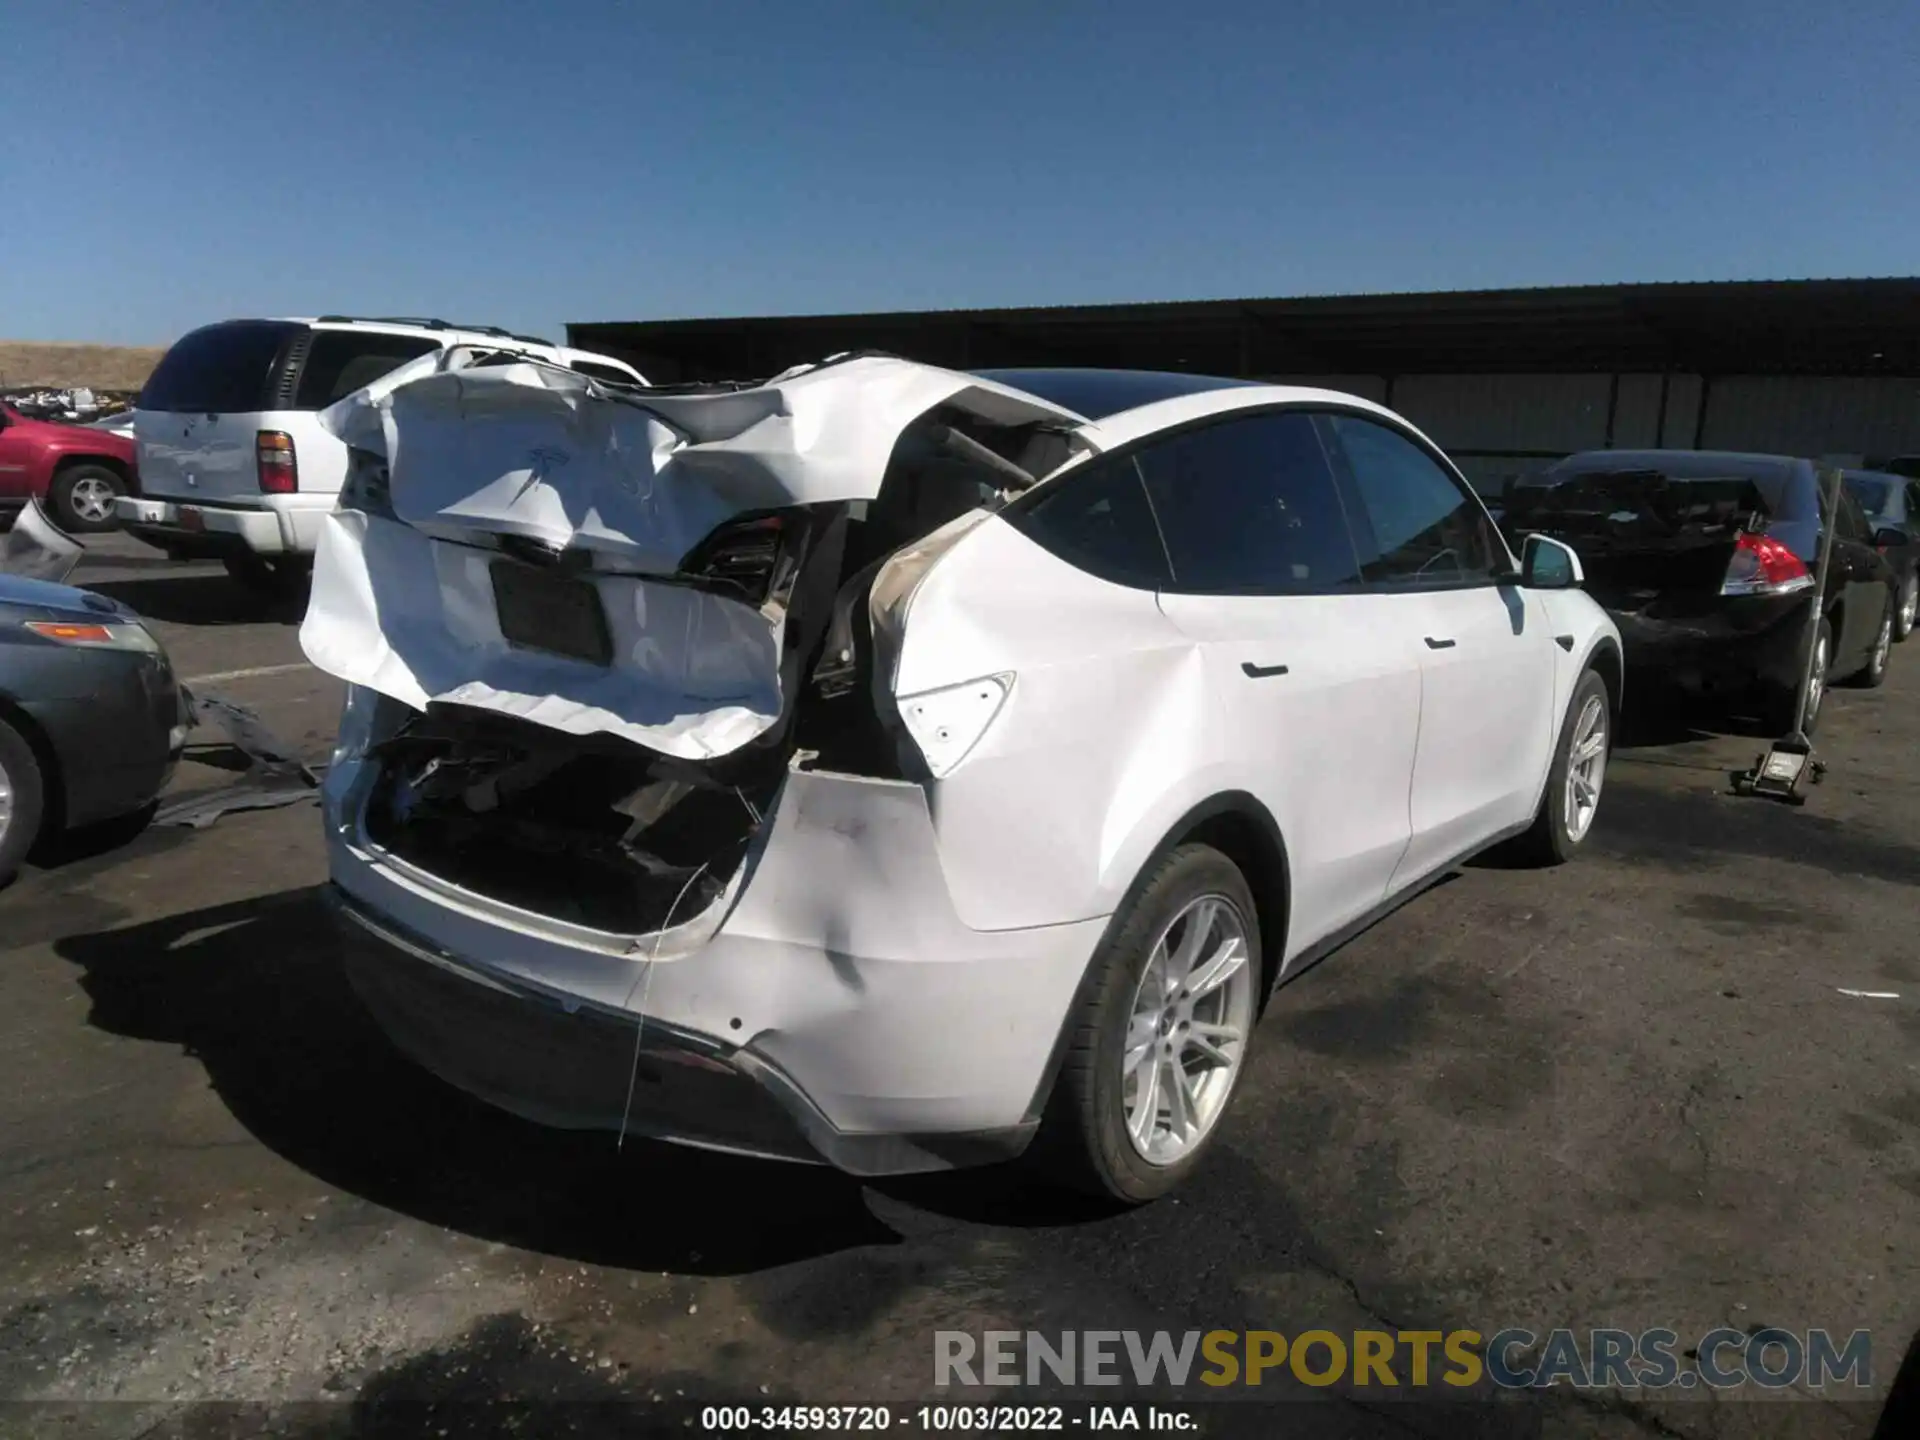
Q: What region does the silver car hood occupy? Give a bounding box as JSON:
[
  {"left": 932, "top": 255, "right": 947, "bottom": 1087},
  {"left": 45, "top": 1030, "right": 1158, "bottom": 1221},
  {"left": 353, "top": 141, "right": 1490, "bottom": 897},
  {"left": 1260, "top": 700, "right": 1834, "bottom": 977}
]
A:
[{"left": 298, "top": 353, "right": 1086, "bottom": 759}]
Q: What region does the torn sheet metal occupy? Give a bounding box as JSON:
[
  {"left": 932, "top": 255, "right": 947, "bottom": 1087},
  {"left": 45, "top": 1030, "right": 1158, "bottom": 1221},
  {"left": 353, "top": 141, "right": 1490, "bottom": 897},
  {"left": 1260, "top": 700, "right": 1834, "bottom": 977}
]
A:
[
  {"left": 0, "top": 499, "right": 84, "bottom": 584},
  {"left": 302, "top": 509, "right": 783, "bottom": 758},
  {"left": 156, "top": 692, "right": 322, "bottom": 828},
  {"left": 317, "top": 352, "right": 1085, "bottom": 569},
  {"left": 300, "top": 354, "right": 1088, "bottom": 757}
]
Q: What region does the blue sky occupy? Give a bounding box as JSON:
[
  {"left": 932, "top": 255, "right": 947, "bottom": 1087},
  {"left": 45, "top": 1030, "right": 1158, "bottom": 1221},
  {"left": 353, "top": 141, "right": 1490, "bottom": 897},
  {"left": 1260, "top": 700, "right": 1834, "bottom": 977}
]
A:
[{"left": 4, "top": 0, "right": 1916, "bottom": 346}]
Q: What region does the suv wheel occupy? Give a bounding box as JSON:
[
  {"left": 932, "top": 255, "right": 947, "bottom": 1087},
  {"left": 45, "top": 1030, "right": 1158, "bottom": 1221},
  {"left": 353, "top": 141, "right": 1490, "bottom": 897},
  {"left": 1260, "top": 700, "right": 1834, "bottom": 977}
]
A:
[
  {"left": 1502, "top": 667, "right": 1610, "bottom": 867},
  {"left": 1036, "top": 843, "right": 1260, "bottom": 1203},
  {"left": 50, "top": 465, "right": 125, "bottom": 533},
  {"left": 0, "top": 719, "right": 47, "bottom": 886}
]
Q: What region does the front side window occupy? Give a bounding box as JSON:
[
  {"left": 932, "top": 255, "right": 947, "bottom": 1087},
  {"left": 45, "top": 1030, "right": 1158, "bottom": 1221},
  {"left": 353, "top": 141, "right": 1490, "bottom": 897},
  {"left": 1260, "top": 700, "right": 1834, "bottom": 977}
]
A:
[
  {"left": 1325, "top": 415, "right": 1503, "bottom": 585},
  {"left": 1132, "top": 412, "right": 1363, "bottom": 593}
]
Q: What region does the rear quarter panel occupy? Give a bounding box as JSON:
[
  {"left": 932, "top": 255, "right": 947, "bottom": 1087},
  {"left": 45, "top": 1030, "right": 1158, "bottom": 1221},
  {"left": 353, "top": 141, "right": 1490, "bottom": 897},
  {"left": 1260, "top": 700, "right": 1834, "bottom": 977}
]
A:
[{"left": 891, "top": 516, "right": 1219, "bottom": 933}]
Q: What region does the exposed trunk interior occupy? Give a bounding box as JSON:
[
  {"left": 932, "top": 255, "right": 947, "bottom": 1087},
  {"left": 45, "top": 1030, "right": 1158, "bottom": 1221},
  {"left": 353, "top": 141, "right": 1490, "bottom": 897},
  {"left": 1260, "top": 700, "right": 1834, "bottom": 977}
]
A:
[{"left": 354, "top": 401, "right": 1072, "bottom": 935}]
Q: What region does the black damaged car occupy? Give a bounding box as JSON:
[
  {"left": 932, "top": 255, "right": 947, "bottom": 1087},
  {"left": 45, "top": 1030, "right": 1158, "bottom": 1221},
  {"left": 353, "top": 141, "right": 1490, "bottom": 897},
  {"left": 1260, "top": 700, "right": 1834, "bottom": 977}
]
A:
[{"left": 1502, "top": 450, "right": 1898, "bottom": 734}]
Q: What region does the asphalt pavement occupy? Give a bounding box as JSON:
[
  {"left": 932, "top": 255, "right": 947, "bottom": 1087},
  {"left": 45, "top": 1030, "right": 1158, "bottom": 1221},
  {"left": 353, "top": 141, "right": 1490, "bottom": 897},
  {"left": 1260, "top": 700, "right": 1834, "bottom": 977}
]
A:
[{"left": 1, "top": 533, "right": 1915, "bottom": 1439}]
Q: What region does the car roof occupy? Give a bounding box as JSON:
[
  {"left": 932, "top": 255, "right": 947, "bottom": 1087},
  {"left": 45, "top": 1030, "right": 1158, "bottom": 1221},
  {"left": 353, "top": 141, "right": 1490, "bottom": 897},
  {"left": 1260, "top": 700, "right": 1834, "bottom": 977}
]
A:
[
  {"left": 1553, "top": 448, "right": 1807, "bottom": 476},
  {"left": 977, "top": 367, "right": 1418, "bottom": 455},
  {"left": 973, "top": 368, "right": 1265, "bottom": 420}
]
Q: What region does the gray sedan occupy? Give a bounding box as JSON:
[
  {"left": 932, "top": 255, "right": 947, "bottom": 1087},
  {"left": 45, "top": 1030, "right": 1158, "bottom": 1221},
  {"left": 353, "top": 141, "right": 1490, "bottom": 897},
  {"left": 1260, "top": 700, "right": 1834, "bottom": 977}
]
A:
[{"left": 0, "top": 572, "right": 188, "bottom": 883}]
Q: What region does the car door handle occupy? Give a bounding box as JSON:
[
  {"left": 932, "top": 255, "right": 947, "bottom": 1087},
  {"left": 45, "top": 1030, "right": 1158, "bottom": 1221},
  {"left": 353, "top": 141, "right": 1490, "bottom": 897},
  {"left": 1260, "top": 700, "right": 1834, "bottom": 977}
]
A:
[
  {"left": 1423, "top": 636, "right": 1457, "bottom": 650},
  {"left": 1240, "top": 662, "right": 1290, "bottom": 678}
]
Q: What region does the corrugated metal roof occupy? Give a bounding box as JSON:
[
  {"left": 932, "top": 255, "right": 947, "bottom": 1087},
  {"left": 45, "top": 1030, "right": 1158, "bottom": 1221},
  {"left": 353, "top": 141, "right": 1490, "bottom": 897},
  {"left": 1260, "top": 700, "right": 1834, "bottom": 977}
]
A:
[{"left": 570, "top": 278, "right": 1920, "bottom": 383}]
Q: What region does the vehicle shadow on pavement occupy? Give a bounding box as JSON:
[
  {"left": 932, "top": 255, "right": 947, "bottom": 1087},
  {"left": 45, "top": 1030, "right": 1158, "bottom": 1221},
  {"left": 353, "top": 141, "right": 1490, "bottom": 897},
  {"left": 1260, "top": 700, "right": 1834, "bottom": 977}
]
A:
[
  {"left": 85, "top": 573, "right": 306, "bottom": 627},
  {"left": 52, "top": 887, "right": 901, "bottom": 1277},
  {"left": 1593, "top": 774, "right": 1920, "bottom": 886}
]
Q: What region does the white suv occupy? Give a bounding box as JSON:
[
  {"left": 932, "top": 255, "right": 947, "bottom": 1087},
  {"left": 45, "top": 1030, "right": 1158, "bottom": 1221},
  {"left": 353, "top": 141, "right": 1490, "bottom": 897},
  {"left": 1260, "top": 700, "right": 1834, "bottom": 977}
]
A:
[
  {"left": 118, "top": 317, "right": 646, "bottom": 594},
  {"left": 305, "top": 354, "right": 1620, "bottom": 1203}
]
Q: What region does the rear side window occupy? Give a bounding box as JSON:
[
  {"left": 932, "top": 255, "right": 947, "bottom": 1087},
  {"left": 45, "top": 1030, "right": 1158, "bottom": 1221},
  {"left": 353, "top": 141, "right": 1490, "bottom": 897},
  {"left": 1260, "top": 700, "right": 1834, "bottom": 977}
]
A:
[
  {"left": 1832, "top": 485, "right": 1871, "bottom": 542},
  {"left": 1134, "top": 412, "right": 1363, "bottom": 593},
  {"left": 1007, "top": 453, "right": 1172, "bottom": 588},
  {"left": 1325, "top": 415, "right": 1503, "bottom": 585},
  {"left": 294, "top": 331, "right": 440, "bottom": 408},
  {"left": 139, "top": 320, "right": 301, "bottom": 413},
  {"left": 571, "top": 359, "right": 639, "bottom": 385}
]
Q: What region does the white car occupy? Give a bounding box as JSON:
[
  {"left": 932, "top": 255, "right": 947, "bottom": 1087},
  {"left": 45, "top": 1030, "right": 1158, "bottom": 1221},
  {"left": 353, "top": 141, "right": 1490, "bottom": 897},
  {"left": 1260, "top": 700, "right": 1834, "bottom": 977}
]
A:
[
  {"left": 116, "top": 317, "right": 647, "bottom": 595},
  {"left": 304, "top": 355, "right": 1620, "bottom": 1202}
]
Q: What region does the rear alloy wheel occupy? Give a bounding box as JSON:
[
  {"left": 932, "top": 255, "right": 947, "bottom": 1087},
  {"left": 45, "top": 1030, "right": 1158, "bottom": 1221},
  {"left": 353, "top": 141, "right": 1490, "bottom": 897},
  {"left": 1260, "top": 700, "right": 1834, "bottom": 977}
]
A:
[
  {"left": 1037, "top": 843, "right": 1260, "bottom": 1203},
  {"left": 1503, "top": 667, "right": 1610, "bottom": 866},
  {"left": 1764, "top": 619, "right": 1830, "bottom": 736},
  {"left": 50, "top": 464, "right": 125, "bottom": 533},
  {"left": 0, "top": 719, "right": 47, "bottom": 886},
  {"left": 1893, "top": 576, "right": 1916, "bottom": 643},
  {"left": 1850, "top": 601, "right": 1894, "bottom": 690}
]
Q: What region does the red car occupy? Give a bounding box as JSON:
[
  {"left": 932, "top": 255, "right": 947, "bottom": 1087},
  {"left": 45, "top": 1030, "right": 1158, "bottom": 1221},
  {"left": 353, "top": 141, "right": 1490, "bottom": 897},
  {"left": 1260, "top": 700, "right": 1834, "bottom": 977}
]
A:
[{"left": 0, "top": 406, "right": 138, "bottom": 533}]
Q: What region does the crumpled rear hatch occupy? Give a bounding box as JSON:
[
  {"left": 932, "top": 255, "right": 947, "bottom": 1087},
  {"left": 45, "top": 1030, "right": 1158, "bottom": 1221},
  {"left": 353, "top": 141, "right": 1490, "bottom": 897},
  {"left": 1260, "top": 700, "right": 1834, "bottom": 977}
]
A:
[
  {"left": 301, "top": 349, "right": 1089, "bottom": 933},
  {"left": 300, "top": 350, "right": 1087, "bottom": 760}
]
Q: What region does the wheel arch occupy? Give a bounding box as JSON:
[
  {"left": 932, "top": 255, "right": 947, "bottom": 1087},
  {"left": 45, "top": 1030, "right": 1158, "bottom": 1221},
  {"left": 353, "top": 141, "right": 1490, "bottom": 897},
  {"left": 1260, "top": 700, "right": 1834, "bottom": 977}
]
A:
[
  {"left": 51, "top": 451, "right": 133, "bottom": 487},
  {"left": 0, "top": 693, "right": 65, "bottom": 838},
  {"left": 1585, "top": 635, "right": 1624, "bottom": 721},
  {"left": 1018, "top": 787, "right": 1292, "bottom": 1130},
  {"left": 1118, "top": 790, "right": 1291, "bottom": 1000}
]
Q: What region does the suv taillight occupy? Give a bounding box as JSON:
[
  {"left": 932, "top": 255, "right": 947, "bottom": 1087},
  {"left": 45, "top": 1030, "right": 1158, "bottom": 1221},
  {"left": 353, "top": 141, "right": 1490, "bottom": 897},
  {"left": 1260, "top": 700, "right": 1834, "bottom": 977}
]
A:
[
  {"left": 256, "top": 431, "right": 297, "bottom": 493},
  {"left": 1721, "top": 531, "right": 1812, "bottom": 596}
]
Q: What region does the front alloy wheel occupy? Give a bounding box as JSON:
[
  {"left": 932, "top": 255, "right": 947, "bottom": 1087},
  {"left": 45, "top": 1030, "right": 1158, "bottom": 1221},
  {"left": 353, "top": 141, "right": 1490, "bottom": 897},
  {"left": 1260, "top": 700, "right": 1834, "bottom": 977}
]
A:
[
  {"left": 1562, "top": 691, "right": 1608, "bottom": 843},
  {"left": 1896, "top": 576, "right": 1918, "bottom": 642}
]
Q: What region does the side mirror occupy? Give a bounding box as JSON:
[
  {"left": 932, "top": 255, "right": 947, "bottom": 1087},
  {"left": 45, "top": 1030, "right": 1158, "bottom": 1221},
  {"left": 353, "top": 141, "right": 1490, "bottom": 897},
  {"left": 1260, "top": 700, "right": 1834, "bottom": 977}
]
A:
[
  {"left": 1521, "top": 533, "right": 1583, "bottom": 590},
  {"left": 1873, "top": 527, "right": 1907, "bottom": 551}
]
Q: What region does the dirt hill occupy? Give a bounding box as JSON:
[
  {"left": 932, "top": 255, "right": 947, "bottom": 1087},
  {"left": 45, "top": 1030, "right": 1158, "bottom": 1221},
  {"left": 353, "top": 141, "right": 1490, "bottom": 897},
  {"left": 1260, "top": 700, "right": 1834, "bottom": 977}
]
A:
[{"left": 0, "top": 341, "right": 168, "bottom": 391}]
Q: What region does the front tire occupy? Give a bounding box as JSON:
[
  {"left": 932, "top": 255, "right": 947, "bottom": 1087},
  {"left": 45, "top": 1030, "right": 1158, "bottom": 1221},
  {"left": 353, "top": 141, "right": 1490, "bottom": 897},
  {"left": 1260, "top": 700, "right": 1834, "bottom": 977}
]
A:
[
  {"left": 1036, "top": 844, "right": 1260, "bottom": 1204},
  {"left": 0, "top": 719, "right": 48, "bottom": 887},
  {"left": 1503, "top": 667, "right": 1611, "bottom": 867},
  {"left": 1894, "top": 573, "right": 1917, "bottom": 643},
  {"left": 50, "top": 464, "right": 125, "bottom": 533}
]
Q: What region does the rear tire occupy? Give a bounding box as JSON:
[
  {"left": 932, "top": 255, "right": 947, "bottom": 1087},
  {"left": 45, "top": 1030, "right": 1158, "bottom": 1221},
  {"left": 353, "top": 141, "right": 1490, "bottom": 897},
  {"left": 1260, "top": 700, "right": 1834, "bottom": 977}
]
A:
[
  {"left": 1501, "top": 667, "right": 1611, "bottom": 867},
  {"left": 50, "top": 464, "right": 125, "bottom": 533},
  {"left": 1034, "top": 844, "right": 1261, "bottom": 1204},
  {"left": 1762, "top": 618, "right": 1830, "bottom": 736},
  {"left": 1847, "top": 598, "right": 1894, "bottom": 689},
  {"left": 0, "top": 719, "right": 48, "bottom": 887},
  {"left": 223, "top": 553, "right": 312, "bottom": 600}
]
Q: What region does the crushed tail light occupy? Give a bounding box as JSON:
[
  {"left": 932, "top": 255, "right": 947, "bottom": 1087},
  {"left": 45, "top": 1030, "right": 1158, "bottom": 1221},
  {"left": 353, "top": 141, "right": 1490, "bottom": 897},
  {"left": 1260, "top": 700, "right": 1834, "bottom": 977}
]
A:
[
  {"left": 256, "top": 430, "right": 298, "bottom": 493},
  {"left": 1721, "top": 532, "right": 1814, "bottom": 596},
  {"left": 680, "top": 514, "right": 788, "bottom": 607}
]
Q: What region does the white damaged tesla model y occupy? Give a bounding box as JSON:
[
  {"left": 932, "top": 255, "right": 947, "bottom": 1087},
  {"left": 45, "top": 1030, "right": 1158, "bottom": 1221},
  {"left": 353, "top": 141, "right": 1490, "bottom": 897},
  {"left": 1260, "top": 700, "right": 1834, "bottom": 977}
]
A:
[{"left": 304, "top": 352, "right": 1621, "bottom": 1203}]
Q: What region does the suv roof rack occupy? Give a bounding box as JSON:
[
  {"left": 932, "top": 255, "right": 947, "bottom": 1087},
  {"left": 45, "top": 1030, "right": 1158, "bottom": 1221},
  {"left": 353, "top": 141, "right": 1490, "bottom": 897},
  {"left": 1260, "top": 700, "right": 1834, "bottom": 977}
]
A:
[{"left": 313, "top": 316, "right": 555, "bottom": 347}]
